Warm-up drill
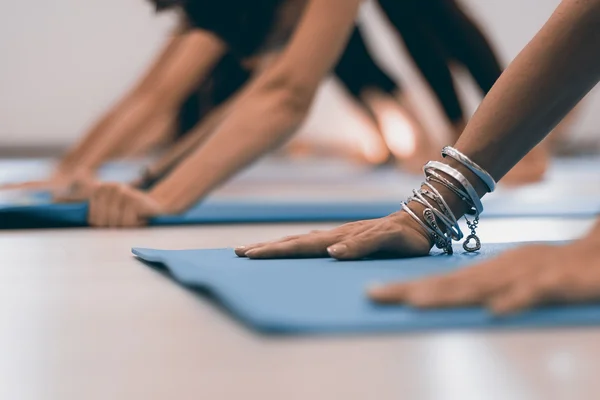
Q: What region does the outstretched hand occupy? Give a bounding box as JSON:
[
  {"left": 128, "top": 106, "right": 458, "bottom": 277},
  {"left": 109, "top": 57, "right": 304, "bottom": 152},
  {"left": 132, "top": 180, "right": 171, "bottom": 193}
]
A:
[
  {"left": 0, "top": 168, "right": 98, "bottom": 202},
  {"left": 369, "top": 240, "right": 600, "bottom": 315},
  {"left": 235, "top": 212, "right": 432, "bottom": 260},
  {"left": 88, "top": 182, "right": 164, "bottom": 228}
]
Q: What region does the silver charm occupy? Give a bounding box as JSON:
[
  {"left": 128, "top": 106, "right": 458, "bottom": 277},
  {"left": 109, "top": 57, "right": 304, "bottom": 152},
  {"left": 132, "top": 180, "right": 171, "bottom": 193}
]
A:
[
  {"left": 462, "top": 234, "right": 481, "bottom": 252},
  {"left": 463, "top": 216, "right": 481, "bottom": 252}
]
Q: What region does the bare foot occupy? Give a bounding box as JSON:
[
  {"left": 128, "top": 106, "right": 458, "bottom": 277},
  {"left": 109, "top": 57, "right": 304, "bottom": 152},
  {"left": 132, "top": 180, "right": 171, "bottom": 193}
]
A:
[
  {"left": 501, "top": 141, "right": 550, "bottom": 186},
  {"left": 361, "top": 89, "right": 439, "bottom": 174}
]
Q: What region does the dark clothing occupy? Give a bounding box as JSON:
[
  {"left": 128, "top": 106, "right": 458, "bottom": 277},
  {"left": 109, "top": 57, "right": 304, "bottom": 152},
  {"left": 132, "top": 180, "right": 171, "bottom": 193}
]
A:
[{"left": 377, "top": 0, "right": 503, "bottom": 122}]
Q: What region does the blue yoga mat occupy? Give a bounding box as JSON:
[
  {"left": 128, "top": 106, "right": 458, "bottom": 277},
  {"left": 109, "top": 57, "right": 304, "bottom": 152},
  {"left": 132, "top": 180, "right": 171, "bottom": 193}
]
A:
[
  {"left": 1, "top": 157, "right": 600, "bottom": 229},
  {"left": 132, "top": 242, "right": 600, "bottom": 334}
]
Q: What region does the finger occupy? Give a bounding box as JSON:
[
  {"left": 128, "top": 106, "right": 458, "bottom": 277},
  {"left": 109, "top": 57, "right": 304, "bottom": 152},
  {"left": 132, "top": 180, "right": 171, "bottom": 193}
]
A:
[
  {"left": 107, "top": 187, "right": 125, "bottom": 228},
  {"left": 368, "top": 281, "right": 413, "bottom": 303},
  {"left": 366, "top": 263, "right": 497, "bottom": 304},
  {"left": 240, "top": 221, "right": 372, "bottom": 258},
  {"left": 371, "top": 245, "right": 561, "bottom": 307},
  {"left": 396, "top": 249, "right": 541, "bottom": 308},
  {"left": 369, "top": 253, "right": 508, "bottom": 305},
  {"left": 89, "top": 186, "right": 110, "bottom": 227},
  {"left": 327, "top": 227, "right": 387, "bottom": 260},
  {"left": 508, "top": 264, "right": 600, "bottom": 307},
  {"left": 245, "top": 233, "right": 341, "bottom": 259},
  {"left": 235, "top": 235, "right": 302, "bottom": 257},
  {"left": 556, "top": 267, "right": 600, "bottom": 302},
  {"left": 98, "top": 186, "right": 118, "bottom": 228},
  {"left": 88, "top": 188, "right": 100, "bottom": 226},
  {"left": 487, "top": 280, "right": 542, "bottom": 315},
  {"left": 121, "top": 200, "right": 142, "bottom": 228},
  {"left": 413, "top": 263, "right": 538, "bottom": 309}
]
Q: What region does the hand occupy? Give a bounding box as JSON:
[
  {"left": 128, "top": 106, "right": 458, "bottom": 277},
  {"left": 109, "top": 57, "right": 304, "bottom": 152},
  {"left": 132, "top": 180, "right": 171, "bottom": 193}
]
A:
[
  {"left": 369, "top": 240, "right": 600, "bottom": 315},
  {"left": 0, "top": 168, "right": 97, "bottom": 202},
  {"left": 235, "top": 212, "right": 432, "bottom": 260},
  {"left": 52, "top": 169, "right": 99, "bottom": 202},
  {"left": 88, "top": 183, "right": 164, "bottom": 228},
  {"left": 0, "top": 167, "right": 73, "bottom": 192}
]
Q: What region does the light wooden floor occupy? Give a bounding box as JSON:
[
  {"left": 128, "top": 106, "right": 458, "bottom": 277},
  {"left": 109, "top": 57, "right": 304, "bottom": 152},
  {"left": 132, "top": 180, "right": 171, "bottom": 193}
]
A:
[{"left": 1, "top": 217, "right": 598, "bottom": 400}]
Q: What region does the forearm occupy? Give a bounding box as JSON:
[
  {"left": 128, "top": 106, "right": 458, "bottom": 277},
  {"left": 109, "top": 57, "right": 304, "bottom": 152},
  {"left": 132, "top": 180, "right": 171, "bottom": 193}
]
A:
[
  {"left": 454, "top": 0, "right": 600, "bottom": 182},
  {"left": 58, "top": 108, "right": 121, "bottom": 171},
  {"left": 59, "top": 92, "right": 169, "bottom": 172},
  {"left": 149, "top": 84, "right": 309, "bottom": 212},
  {"left": 61, "top": 29, "right": 226, "bottom": 173},
  {"left": 137, "top": 99, "right": 232, "bottom": 189},
  {"left": 74, "top": 94, "right": 173, "bottom": 170},
  {"left": 59, "top": 32, "right": 187, "bottom": 171}
]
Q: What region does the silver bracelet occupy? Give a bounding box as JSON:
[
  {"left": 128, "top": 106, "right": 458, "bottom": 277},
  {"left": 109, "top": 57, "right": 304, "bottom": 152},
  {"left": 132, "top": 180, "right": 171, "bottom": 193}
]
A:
[
  {"left": 400, "top": 202, "right": 447, "bottom": 250},
  {"left": 411, "top": 189, "right": 461, "bottom": 241},
  {"left": 423, "top": 208, "right": 453, "bottom": 254},
  {"left": 441, "top": 146, "right": 496, "bottom": 193},
  {"left": 419, "top": 184, "right": 463, "bottom": 241},
  {"left": 424, "top": 161, "right": 483, "bottom": 216},
  {"left": 425, "top": 171, "right": 477, "bottom": 216}
]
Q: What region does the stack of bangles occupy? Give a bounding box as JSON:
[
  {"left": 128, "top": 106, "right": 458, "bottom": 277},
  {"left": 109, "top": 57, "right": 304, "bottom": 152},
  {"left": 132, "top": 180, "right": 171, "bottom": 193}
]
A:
[{"left": 401, "top": 146, "right": 496, "bottom": 255}]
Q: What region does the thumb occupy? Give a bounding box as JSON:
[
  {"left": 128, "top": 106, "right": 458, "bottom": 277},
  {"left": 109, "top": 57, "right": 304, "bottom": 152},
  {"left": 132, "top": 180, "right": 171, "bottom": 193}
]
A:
[{"left": 326, "top": 230, "right": 382, "bottom": 260}]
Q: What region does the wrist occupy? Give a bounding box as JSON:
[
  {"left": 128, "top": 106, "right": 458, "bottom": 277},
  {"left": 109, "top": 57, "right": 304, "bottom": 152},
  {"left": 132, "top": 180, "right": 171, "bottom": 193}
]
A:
[
  {"left": 394, "top": 209, "right": 436, "bottom": 250},
  {"left": 148, "top": 178, "right": 194, "bottom": 215}
]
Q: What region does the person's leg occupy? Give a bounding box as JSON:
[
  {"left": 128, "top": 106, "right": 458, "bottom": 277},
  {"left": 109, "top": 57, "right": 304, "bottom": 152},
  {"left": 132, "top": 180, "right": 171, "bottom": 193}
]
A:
[
  {"left": 398, "top": 0, "right": 549, "bottom": 186},
  {"left": 423, "top": 0, "right": 503, "bottom": 95},
  {"left": 330, "top": 27, "right": 395, "bottom": 164},
  {"left": 335, "top": 28, "right": 441, "bottom": 171},
  {"left": 333, "top": 27, "right": 398, "bottom": 100},
  {"left": 377, "top": 0, "right": 466, "bottom": 139},
  {"left": 422, "top": 0, "right": 550, "bottom": 185}
]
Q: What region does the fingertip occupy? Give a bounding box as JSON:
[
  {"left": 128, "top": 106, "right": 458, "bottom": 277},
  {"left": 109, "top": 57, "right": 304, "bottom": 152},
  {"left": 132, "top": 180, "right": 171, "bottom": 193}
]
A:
[
  {"left": 327, "top": 243, "right": 348, "bottom": 259},
  {"left": 366, "top": 283, "right": 390, "bottom": 301},
  {"left": 488, "top": 287, "right": 536, "bottom": 316},
  {"left": 234, "top": 246, "right": 248, "bottom": 257},
  {"left": 367, "top": 283, "right": 407, "bottom": 304},
  {"left": 244, "top": 249, "right": 260, "bottom": 259}
]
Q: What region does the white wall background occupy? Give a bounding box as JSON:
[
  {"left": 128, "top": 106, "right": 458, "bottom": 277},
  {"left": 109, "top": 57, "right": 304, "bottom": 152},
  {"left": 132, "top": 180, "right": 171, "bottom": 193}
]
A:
[{"left": 0, "top": 0, "right": 598, "bottom": 148}]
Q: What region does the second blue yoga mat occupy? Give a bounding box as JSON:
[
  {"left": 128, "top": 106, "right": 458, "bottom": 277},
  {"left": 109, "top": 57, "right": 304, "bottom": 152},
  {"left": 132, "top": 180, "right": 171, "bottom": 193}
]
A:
[{"left": 2, "top": 156, "right": 600, "bottom": 228}]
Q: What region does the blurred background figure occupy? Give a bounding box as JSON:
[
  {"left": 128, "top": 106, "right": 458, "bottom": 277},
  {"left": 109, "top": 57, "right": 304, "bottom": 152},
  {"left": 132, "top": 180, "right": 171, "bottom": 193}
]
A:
[
  {"left": 0, "top": 0, "right": 596, "bottom": 192},
  {"left": 0, "top": 0, "right": 505, "bottom": 197}
]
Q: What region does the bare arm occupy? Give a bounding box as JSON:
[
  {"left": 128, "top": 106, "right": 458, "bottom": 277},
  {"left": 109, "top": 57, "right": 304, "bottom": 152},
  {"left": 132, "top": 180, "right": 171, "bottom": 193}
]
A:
[
  {"left": 149, "top": 0, "right": 363, "bottom": 212},
  {"left": 135, "top": 97, "right": 235, "bottom": 189},
  {"left": 60, "top": 27, "right": 226, "bottom": 173},
  {"left": 233, "top": 0, "right": 600, "bottom": 262},
  {"left": 450, "top": 0, "right": 600, "bottom": 192}
]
